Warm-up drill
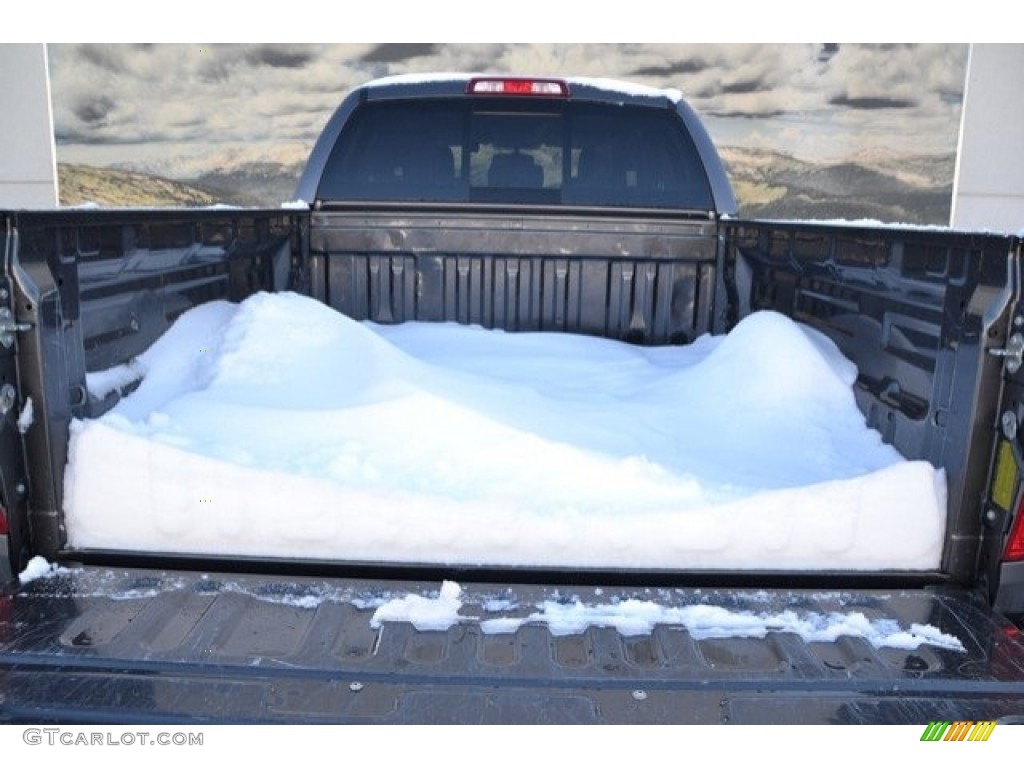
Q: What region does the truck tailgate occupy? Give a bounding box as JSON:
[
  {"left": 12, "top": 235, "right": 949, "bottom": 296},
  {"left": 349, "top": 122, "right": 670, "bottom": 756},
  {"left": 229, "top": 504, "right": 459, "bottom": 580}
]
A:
[{"left": 2, "top": 566, "right": 1024, "bottom": 724}]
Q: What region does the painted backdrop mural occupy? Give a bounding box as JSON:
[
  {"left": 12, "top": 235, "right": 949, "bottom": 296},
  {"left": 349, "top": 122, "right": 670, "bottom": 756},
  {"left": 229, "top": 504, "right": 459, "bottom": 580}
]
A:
[{"left": 49, "top": 43, "right": 969, "bottom": 223}]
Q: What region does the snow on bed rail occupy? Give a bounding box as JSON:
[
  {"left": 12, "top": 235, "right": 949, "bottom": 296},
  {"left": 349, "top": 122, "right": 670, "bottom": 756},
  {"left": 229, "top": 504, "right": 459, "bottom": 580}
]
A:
[
  {"left": 64, "top": 291, "right": 946, "bottom": 571},
  {"left": 16, "top": 396, "right": 33, "bottom": 434}
]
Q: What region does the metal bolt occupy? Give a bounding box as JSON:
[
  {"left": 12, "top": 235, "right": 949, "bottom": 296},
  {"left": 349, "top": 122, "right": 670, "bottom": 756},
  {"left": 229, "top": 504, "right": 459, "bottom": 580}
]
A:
[
  {"left": 349, "top": 681, "right": 364, "bottom": 692},
  {"left": 1015, "top": 316, "right": 1024, "bottom": 329},
  {"left": 15, "top": 483, "right": 26, "bottom": 497},
  {"left": 985, "top": 508, "right": 999, "bottom": 525},
  {"left": 0, "top": 288, "right": 8, "bottom": 301},
  {"left": 631, "top": 689, "right": 647, "bottom": 701}
]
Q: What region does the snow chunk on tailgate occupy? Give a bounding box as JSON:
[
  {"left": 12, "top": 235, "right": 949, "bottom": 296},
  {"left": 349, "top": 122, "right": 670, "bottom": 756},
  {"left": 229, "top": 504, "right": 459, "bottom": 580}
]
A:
[
  {"left": 370, "top": 581, "right": 464, "bottom": 631},
  {"left": 18, "top": 555, "right": 67, "bottom": 585},
  {"left": 63, "top": 292, "right": 946, "bottom": 571}
]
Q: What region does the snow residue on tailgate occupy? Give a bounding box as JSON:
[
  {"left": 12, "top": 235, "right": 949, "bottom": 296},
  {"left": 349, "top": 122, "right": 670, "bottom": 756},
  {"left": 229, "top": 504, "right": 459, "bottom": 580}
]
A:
[
  {"left": 368, "top": 581, "right": 964, "bottom": 652},
  {"left": 63, "top": 291, "right": 946, "bottom": 570}
]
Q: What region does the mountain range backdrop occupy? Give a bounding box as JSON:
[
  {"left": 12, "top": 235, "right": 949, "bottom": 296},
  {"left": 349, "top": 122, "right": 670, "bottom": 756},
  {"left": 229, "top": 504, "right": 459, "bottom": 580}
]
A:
[{"left": 50, "top": 44, "right": 969, "bottom": 225}]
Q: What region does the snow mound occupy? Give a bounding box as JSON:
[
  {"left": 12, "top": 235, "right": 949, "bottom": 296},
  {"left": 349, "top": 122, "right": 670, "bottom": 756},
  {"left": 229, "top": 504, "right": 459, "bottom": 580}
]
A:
[
  {"left": 693, "top": 309, "right": 857, "bottom": 404},
  {"left": 64, "top": 292, "right": 946, "bottom": 571}
]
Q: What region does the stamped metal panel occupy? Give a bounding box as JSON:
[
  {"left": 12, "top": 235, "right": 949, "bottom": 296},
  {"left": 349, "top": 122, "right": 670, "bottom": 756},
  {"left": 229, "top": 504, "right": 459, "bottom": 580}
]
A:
[
  {"left": 4, "top": 210, "right": 307, "bottom": 560},
  {"left": 727, "top": 221, "right": 1020, "bottom": 586},
  {"left": 2, "top": 566, "right": 1024, "bottom": 724},
  {"left": 310, "top": 210, "right": 720, "bottom": 345}
]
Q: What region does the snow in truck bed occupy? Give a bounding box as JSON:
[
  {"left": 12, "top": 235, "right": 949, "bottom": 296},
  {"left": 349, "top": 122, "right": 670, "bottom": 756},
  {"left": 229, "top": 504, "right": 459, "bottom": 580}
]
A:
[{"left": 65, "top": 292, "right": 946, "bottom": 570}]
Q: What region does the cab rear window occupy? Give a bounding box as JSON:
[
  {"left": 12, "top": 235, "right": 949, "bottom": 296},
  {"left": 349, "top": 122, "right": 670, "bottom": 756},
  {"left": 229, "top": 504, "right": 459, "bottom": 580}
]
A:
[{"left": 316, "top": 98, "right": 714, "bottom": 210}]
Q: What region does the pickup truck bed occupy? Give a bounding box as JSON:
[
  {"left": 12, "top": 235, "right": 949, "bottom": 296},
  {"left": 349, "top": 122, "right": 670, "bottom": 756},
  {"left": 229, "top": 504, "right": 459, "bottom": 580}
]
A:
[
  {"left": 3, "top": 206, "right": 1022, "bottom": 724},
  {"left": 4, "top": 75, "right": 1024, "bottom": 724}
]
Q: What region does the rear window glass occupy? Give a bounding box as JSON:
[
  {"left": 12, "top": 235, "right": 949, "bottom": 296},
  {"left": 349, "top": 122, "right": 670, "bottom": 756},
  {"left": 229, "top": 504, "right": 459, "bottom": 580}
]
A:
[{"left": 317, "top": 97, "right": 714, "bottom": 210}]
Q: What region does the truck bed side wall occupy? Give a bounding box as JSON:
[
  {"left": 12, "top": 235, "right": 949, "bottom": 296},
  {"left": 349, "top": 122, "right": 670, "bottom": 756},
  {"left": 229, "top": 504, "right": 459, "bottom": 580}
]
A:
[
  {"left": 1, "top": 214, "right": 29, "bottom": 581},
  {"left": 727, "top": 221, "right": 1018, "bottom": 584},
  {"left": 4, "top": 210, "right": 307, "bottom": 563}
]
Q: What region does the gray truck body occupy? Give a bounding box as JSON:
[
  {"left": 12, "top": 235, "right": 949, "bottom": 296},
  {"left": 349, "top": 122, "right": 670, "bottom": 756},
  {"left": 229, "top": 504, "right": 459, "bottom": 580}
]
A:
[{"left": 2, "top": 75, "right": 1024, "bottom": 723}]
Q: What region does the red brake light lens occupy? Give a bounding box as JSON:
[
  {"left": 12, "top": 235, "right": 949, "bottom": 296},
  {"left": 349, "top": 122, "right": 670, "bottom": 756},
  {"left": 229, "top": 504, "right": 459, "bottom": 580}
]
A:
[
  {"left": 1004, "top": 497, "right": 1024, "bottom": 561},
  {"left": 466, "top": 78, "right": 569, "bottom": 97},
  {"left": 0, "top": 504, "right": 7, "bottom": 536}
]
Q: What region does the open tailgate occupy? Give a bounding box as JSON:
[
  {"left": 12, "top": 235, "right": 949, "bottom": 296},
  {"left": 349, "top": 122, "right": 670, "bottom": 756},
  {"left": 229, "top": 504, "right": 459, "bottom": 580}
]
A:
[{"left": 2, "top": 565, "right": 1024, "bottom": 724}]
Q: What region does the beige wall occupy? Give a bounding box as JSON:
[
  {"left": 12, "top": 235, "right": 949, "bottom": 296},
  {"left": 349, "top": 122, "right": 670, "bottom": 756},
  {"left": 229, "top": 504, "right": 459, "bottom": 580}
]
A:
[
  {"left": 0, "top": 44, "right": 58, "bottom": 208},
  {"left": 951, "top": 44, "right": 1024, "bottom": 233}
]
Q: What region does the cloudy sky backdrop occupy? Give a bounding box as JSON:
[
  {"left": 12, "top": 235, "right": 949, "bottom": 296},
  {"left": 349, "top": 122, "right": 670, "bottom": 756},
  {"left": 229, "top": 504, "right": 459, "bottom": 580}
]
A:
[{"left": 48, "top": 43, "right": 969, "bottom": 178}]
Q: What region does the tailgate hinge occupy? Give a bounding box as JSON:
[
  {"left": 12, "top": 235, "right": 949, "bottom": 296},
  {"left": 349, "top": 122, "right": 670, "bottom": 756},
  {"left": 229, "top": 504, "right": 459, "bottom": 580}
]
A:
[{"left": 989, "top": 332, "right": 1024, "bottom": 374}]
